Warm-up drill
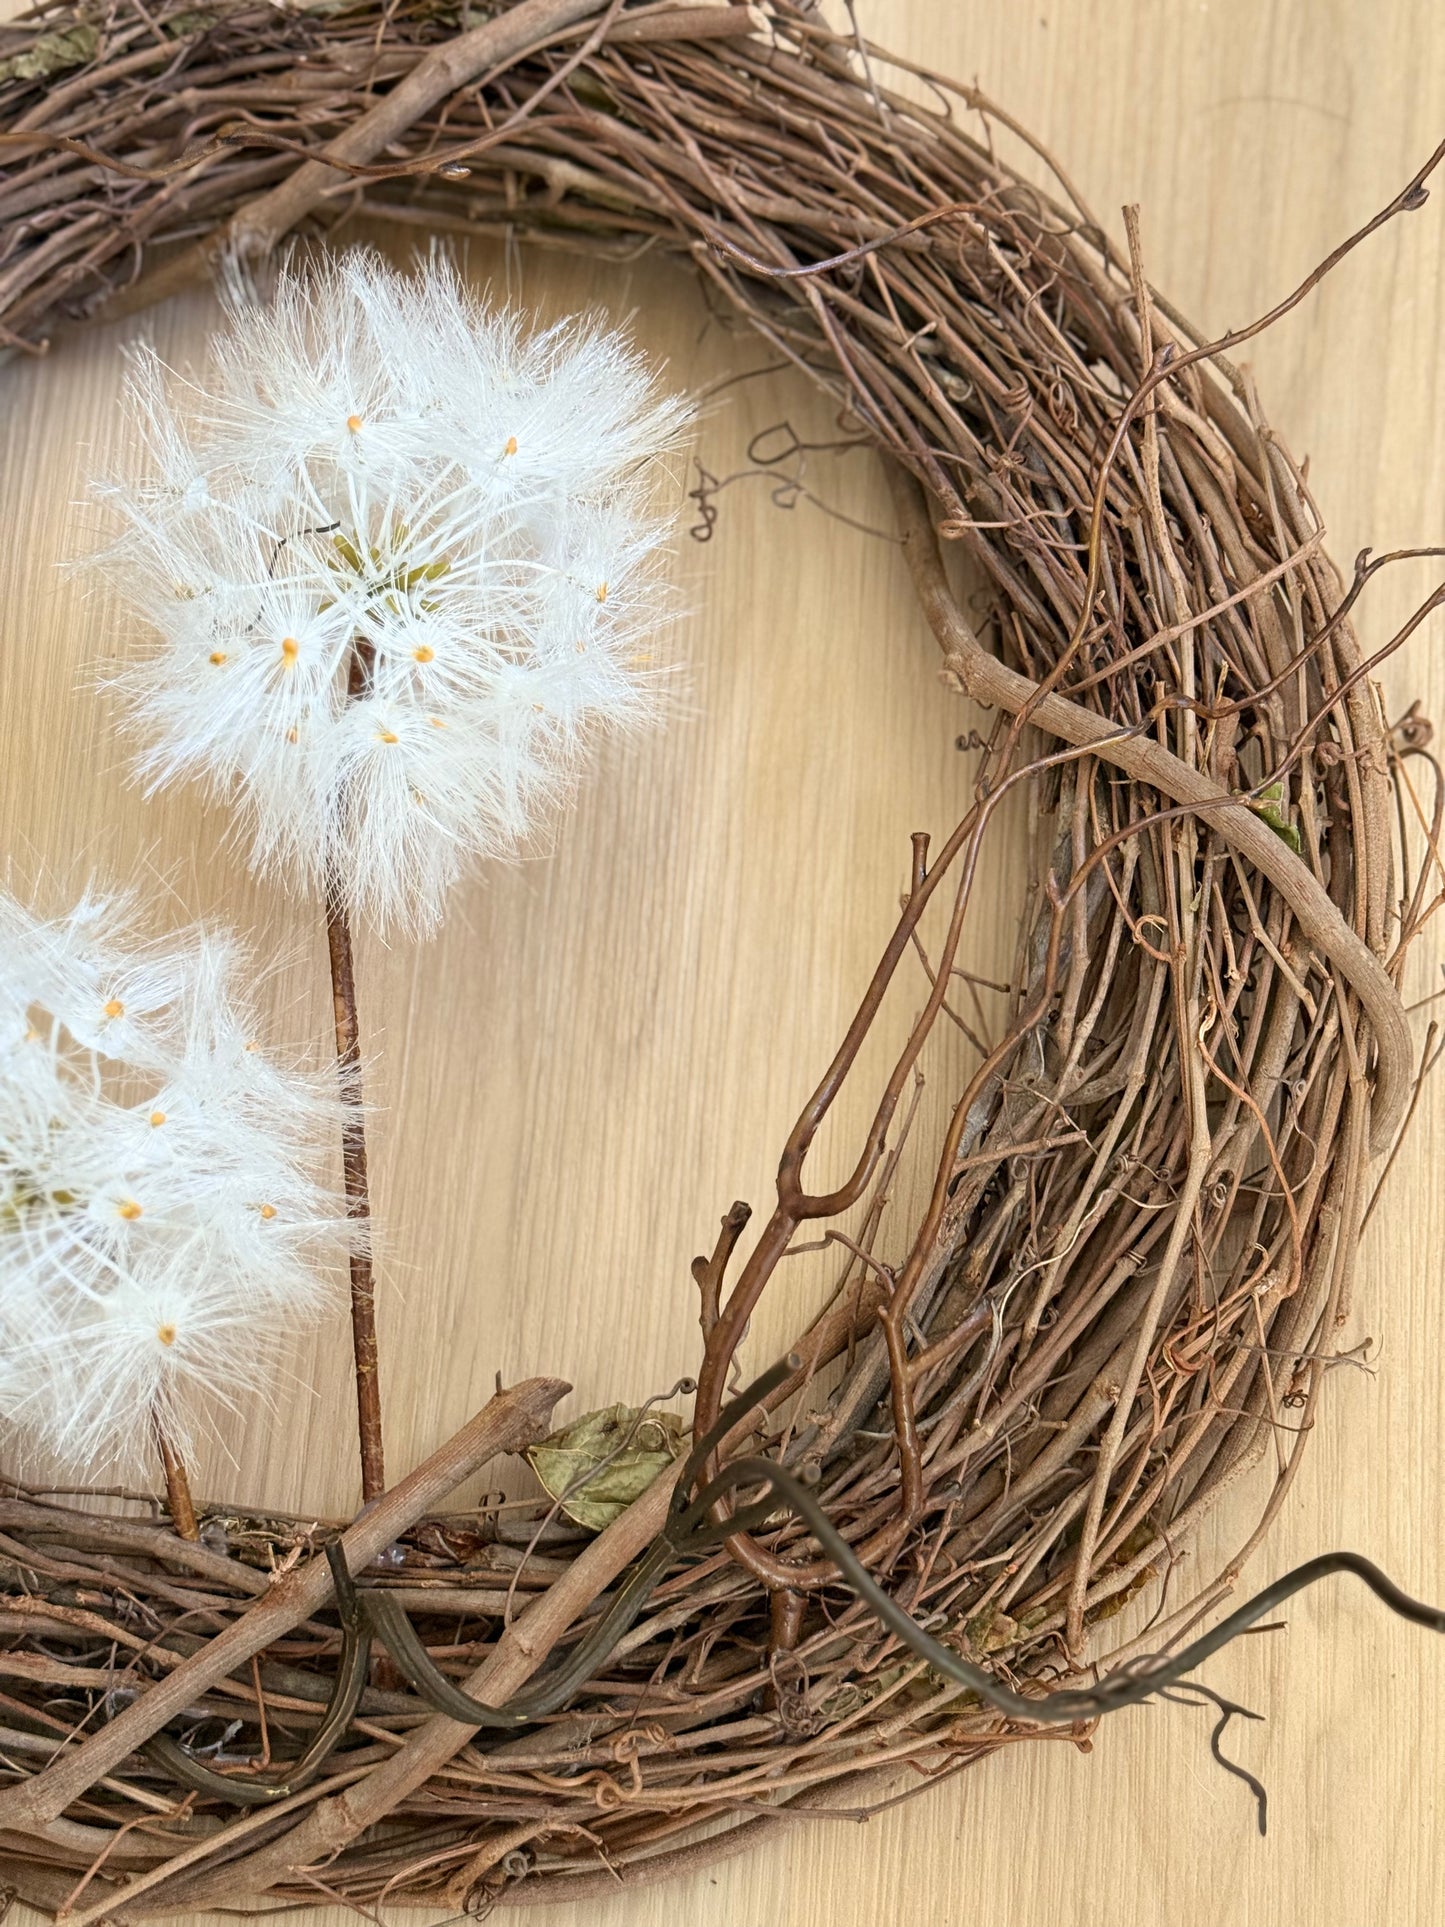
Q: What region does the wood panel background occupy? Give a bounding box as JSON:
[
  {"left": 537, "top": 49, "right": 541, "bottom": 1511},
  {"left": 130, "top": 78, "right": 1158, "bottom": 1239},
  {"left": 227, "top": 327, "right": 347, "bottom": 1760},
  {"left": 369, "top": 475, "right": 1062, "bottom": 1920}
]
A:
[{"left": 1, "top": 2, "right": 1443, "bottom": 1922}]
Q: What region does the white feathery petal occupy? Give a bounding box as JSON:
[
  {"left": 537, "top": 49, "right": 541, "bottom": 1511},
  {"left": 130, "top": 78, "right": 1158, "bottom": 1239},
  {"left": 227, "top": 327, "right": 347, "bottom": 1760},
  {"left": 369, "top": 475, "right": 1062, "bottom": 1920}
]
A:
[
  {"left": 95, "top": 249, "right": 692, "bottom": 934},
  {"left": 0, "top": 888, "right": 189, "bottom": 1068},
  {"left": 0, "top": 886, "right": 348, "bottom": 1478},
  {"left": 312, "top": 697, "right": 509, "bottom": 927},
  {"left": 18, "top": 1246, "right": 286, "bottom": 1476}
]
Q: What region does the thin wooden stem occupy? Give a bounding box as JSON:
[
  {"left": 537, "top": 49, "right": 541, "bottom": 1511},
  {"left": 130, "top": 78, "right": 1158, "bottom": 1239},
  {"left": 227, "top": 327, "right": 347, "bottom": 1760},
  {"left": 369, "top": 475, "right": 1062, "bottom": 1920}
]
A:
[
  {"left": 325, "top": 883, "right": 385, "bottom": 1506},
  {"left": 327, "top": 639, "right": 385, "bottom": 1505}
]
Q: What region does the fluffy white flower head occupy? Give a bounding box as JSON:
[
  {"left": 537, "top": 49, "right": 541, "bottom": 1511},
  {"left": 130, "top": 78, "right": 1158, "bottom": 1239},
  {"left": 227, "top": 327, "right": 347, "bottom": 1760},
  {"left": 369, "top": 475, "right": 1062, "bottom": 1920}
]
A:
[
  {"left": 97, "top": 251, "right": 692, "bottom": 933},
  {"left": 0, "top": 886, "right": 348, "bottom": 1476}
]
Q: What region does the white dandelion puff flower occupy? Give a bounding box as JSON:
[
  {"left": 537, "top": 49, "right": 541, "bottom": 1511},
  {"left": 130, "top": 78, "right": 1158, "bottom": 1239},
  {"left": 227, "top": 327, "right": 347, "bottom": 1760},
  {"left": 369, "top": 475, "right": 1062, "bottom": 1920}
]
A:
[
  {"left": 0, "top": 886, "right": 350, "bottom": 1478},
  {"left": 95, "top": 250, "right": 693, "bottom": 933}
]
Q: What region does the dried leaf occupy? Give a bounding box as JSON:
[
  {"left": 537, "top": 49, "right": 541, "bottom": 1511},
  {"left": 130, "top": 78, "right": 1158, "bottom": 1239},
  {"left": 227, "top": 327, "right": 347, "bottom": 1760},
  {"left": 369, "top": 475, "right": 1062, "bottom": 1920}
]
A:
[
  {"left": 528, "top": 1403, "right": 685, "bottom": 1532},
  {"left": 1248, "top": 780, "right": 1303, "bottom": 855},
  {"left": 163, "top": 11, "right": 218, "bottom": 38},
  {"left": 965, "top": 1608, "right": 1019, "bottom": 1655},
  {"left": 819, "top": 1661, "right": 910, "bottom": 1720},
  {"left": 0, "top": 25, "right": 99, "bottom": 84}
]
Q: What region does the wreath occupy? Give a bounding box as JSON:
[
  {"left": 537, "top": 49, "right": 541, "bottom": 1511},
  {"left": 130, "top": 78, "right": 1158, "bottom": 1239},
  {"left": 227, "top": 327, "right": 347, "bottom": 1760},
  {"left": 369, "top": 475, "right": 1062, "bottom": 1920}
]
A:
[{"left": 0, "top": 1, "right": 1442, "bottom": 1916}]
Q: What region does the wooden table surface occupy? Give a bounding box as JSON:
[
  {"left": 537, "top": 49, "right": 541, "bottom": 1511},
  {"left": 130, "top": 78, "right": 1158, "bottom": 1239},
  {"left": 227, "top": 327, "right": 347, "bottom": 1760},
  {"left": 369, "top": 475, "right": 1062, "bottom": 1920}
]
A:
[{"left": 2, "top": 3, "right": 1443, "bottom": 1922}]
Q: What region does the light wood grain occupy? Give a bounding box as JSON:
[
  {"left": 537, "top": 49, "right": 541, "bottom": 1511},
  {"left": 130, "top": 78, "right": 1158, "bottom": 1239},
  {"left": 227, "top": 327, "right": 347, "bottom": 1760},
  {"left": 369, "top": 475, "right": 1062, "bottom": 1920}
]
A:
[{"left": 2, "top": 3, "right": 1444, "bottom": 1923}]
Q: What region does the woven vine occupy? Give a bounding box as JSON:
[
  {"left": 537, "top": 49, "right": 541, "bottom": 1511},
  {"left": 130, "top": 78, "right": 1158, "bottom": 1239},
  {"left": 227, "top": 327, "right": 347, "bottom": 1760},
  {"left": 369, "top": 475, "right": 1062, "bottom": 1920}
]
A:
[{"left": 0, "top": 1, "right": 1441, "bottom": 1916}]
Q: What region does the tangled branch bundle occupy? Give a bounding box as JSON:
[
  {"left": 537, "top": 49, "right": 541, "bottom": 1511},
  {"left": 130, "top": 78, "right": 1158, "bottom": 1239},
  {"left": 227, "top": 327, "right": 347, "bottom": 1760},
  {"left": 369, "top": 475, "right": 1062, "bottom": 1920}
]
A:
[{"left": 1, "top": 0, "right": 1443, "bottom": 1915}]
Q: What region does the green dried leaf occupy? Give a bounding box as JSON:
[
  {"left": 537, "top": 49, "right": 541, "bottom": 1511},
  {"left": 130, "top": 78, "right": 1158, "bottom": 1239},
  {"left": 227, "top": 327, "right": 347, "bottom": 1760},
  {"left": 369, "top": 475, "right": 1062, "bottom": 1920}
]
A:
[
  {"left": 569, "top": 72, "right": 622, "bottom": 116},
  {"left": 965, "top": 1608, "right": 1019, "bottom": 1655},
  {"left": 818, "top": 1661, "right": 910, "bottom": 1720},
  {"left": 1246, "top": 780, "right": 1303, "bottom": 855},
  {"left": 528, "top": 1403, "right": 685, "bottom": 1532},
  {"left": 163, "top": 10, "right": 218, "bottom": 38},
  {"left": 0, "top": 24, "right": 99, "bottom": 84}
]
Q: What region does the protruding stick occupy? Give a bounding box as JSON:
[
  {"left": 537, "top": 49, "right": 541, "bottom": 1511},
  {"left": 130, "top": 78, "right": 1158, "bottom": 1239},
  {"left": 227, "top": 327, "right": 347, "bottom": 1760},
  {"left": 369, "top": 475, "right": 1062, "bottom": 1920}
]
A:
[{"left": 153, "top": 1416, "right": 200, "bottom": 1542}]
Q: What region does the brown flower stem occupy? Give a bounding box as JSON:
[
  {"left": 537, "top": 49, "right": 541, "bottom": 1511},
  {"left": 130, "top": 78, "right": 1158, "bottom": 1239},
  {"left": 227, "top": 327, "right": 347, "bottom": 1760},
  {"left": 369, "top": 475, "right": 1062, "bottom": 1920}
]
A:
[
  {"left": 151, "top": 1415, "right": 199, "bottom": 1543},
  {"left": 325, "top": 881, "right": 385, "bottom": 1506}
]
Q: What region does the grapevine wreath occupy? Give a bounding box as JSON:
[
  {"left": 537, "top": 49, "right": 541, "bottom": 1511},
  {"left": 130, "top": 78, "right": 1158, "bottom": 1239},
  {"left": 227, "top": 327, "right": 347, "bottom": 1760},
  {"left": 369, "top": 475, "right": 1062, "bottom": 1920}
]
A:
[{"left": 2, "top": 0, "right": 1445, "bottom": 1917}]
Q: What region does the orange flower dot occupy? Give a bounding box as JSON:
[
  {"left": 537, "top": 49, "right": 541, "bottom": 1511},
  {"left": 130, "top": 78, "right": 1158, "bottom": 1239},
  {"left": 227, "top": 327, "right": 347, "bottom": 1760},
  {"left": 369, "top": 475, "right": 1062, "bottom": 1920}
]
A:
[
  {"left": 156, "top": 1323, "right": 176, "bottom": 1348},
  {"left": 428, "top": 716, "right": 446, "bottom": 729},
  {"left": 258, "top": 1203, "right": 277, "bottom": 1221},
  {"left": 347, "top": 414, "right": 363, "bottom": 432},
  {"left": 117, "top": 1200, "right": 143, "bottom": 1222},
  {"left": 413, "top": 644, "right": 435, "bottom": 663},
  {"left": 103, "top": 998, "right": 125, "bottom": 1019},
  {"left": 149, "top": 1111, "right": 166, "bottom": 1128},
  {"left": 281, "top": 636, "right": 299, "bottom": 663},
  {"left": 596, "top": 581, "right": 608, "bottom": 604},
  {"left": 503, "top": 435, "right": 518, "bottom": 458},
  {"left": 209, "top": 651, "right": 227, "bottom": 666},
  {"left": 286, "top": 727, "right": 299, "bottom": 744},
  {"left": 377, "top": 728, "right": 399, "bottom": 745}
]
